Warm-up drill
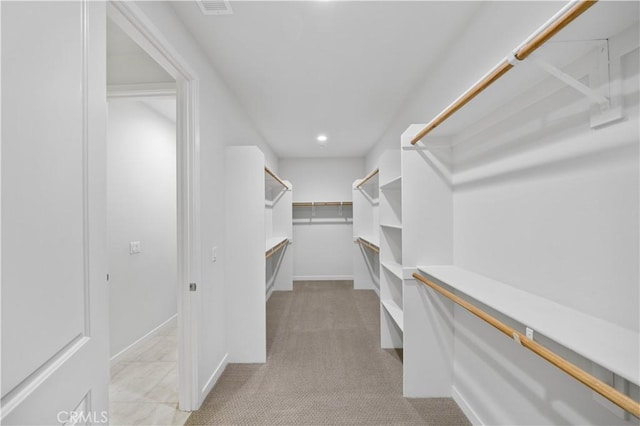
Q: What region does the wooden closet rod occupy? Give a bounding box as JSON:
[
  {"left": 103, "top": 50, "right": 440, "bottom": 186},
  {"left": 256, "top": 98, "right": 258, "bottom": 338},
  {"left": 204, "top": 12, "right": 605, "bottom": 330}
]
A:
[
  {"left": 411, "top": 0, "right": 597, "bottom": 145},
  {"left": 357, "top": 237, "right": 380, "bottom": 254},
  {"left": 265, "top": 239, "right": 288, "bottom": 259},
  {"left": 292, "top": 201, "right": 353, "bottom": 207},
  {"left": 356, "top": 168, "right": 379, "bottom": 189},
  {"left": 265, "top": 166, "right": 289, "bottom": 189},
  {"left": 412, "top": 272, "right": 640, "bottom": 418}
]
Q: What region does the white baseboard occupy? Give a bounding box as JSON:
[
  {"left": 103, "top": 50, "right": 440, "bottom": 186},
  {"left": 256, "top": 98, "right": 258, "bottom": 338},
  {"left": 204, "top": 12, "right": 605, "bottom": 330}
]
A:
[
  {"left": 293, "top": 275, "right": 353, "bottom": 281},
  {"left": 452, "top": 386, "right": 483, "bottom": 426},
  {"left": 199, "top": 353, "right": 228, "bottom": 407},
  {"left": 110, "top": 313, "right": 178, "bottom": 363}
]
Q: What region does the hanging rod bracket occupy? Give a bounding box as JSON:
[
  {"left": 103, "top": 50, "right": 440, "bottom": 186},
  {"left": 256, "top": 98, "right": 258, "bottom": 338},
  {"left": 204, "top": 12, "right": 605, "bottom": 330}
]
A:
[{"left": 506, "top": 52, "right": 520, "bottom": 66}]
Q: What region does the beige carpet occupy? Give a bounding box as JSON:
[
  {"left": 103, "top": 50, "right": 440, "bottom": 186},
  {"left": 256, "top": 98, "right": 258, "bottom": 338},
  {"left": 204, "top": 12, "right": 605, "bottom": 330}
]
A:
[{"left": 186, "top": 281, "right": 470, "bottom": 425}]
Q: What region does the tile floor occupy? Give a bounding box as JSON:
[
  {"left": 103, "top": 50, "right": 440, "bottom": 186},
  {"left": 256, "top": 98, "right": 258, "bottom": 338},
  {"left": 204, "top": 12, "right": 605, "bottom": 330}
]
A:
[{"left": 109, "top": 317, "right": 190, "bottom": 426}]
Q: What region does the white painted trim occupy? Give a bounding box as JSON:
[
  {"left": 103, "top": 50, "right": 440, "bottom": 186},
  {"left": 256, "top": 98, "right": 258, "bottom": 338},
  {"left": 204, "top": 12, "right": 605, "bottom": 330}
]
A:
[
  {"left": 452, "top": 386, "right": 484, "bottom": 426},
  {"left": 107, "top": 1, "right": 201, "bottom": 412},
  {"left": 0, "top": 4, "right": 3, "bottom": 411},
  {"left": 1, "top": 336, "right": 89, "bottom": 419},
  {"left": 109, "top": 314, "right": 177, "bottom": 363},
  {"left": 293, "top": 275, "right": 353, "bottom": 281},
  {"left": 107, "top": 82, "right": 176, "bottom": 99},
  {"left": 199, "top": 353, "right": 228, "bottom": 406}
]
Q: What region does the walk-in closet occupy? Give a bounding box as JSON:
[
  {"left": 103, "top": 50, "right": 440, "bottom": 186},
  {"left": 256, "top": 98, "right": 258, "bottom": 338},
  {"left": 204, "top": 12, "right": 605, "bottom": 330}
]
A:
[{"left": 2, "top": 1, "right": 638, "bottom": 425}]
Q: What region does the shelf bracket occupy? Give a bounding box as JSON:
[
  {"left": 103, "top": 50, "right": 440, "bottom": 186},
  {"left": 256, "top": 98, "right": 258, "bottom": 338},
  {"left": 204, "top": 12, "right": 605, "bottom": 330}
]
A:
[
  {"left": 530, "top": 56, "right": 609, "bottom": 107},
  {"left": 311, "top": 202, "right": 316, "bottom": 217},
  {"left": 530, "top": 40, "right": 623, "bottom": 129},
  {"left": 592, "top": 363, "right": 632, "bottom": 421},
  {"left": 338, "top": 202, "right": 343, "bottom": 217}
]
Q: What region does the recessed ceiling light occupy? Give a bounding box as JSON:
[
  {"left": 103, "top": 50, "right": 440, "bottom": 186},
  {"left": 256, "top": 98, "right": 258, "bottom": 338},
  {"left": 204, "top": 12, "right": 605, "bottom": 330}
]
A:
[{"left": 317, "top": 135, "right": 328, "bottom": 142}]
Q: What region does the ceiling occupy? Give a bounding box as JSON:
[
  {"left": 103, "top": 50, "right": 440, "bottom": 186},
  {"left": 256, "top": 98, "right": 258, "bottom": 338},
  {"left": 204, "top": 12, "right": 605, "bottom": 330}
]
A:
[
  {"left": 171, "top": 1, "right": 485, "bottom": 158},
  {"left": 108, "top": 1, "right": 638, "bottom": 159}
]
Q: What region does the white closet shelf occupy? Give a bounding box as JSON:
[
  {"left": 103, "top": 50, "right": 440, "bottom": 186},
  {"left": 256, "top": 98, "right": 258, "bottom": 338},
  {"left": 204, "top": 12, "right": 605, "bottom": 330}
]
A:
[
  {"left": 380, "top": 223, "right": 402, "bottom": 230},
  {"left": 416, "top": 265, "right": 640, "bottom": 386},
  {"left": 381, "top": 298, "right": 404, "bottom": 332},
  {"left": 381, "top": 261, "right": 403, "bottom": 280},
  {"left": 293, "top": 218, "right": 353, "bottom": 224},
  {"left": 380, "top": 176, "right": 402, "bottom": 190},
  {"left": 265, "top": 236, "right": 289, "bottom": 252},
  {"left": 357, "top": 235, "right": 379, "bottom": 248}
]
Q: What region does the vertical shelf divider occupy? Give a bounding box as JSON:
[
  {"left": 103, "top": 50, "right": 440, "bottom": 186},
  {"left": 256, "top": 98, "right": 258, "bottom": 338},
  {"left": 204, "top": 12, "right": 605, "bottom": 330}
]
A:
[{"left": 379, "top": 150, "right": 403, "bottom": 349}]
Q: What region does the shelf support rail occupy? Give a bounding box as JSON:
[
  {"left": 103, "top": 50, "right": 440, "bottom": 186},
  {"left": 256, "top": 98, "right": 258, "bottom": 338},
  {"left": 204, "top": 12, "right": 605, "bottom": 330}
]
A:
[
  {"left": 412, "top": 272, "right": 640, "bottom": 418},
  {"left": 411, "top": 0, "right": 598, "bottom": 145}
]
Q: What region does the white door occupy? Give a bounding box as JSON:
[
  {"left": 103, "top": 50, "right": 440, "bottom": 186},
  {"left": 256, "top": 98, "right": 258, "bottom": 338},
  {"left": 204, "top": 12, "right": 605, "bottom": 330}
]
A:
[{"left": 1, "top": 2, "right": 110, "bottom": 425}]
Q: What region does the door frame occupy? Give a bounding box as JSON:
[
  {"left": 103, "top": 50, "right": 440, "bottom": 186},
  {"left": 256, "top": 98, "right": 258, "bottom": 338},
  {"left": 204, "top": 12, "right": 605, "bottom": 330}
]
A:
[{"left": 107, "top": 2, "right": 201, "bottom": 412}]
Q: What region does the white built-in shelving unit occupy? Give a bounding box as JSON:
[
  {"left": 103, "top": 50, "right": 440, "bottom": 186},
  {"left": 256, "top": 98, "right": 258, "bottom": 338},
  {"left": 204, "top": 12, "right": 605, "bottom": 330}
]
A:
[
  {"left": 378, "top": 150, "right": 404, "bottom": 349},
  {"left": 352, "top": 168, "right": 379, "bottom": 294},
  {"left": 225, "top": 146, "right": 292, "bottom": 363},
  {"left": 401, "top": 123, "right": 453, "bottom": 397},
  {"left": 292, "top": 201, "right": 353, "bottom": 224},
  {"left": 399, "top": 3, "right": 640, "bottom": 422},
  {"left": 265, "top": 166, "right": 293, "bottom": 299}
]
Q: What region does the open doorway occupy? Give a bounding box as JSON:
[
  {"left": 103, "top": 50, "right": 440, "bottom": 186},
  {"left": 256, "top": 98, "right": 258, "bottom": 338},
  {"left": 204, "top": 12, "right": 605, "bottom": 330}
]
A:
[{"left": 106, "top": 12, "right": 190, "bottom": 425}]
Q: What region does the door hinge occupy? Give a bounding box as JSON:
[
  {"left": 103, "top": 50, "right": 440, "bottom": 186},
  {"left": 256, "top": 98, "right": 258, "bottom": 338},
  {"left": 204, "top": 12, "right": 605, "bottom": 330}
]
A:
[{"left": 189, "top": 283, "right": 197, "bottom": 291}]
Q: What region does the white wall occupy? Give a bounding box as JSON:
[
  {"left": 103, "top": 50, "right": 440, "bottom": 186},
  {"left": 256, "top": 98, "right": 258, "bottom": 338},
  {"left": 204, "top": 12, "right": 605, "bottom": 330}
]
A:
[
  {"left": 280, "top": 158, "right": 364, "bottom": 280},
  {"left": 450, "top": 28, "right": 639, "bottom": 426},
  {"left": 107, "top": 99, "right": 177, "bottom": 357},
  {"left": 131, "top": 2, "right": 279, "bottom": 406}
]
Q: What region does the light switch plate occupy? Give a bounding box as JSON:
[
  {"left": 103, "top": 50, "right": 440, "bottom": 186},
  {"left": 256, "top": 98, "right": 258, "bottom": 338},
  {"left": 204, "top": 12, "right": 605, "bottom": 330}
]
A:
[{"left": 129, "top": 241, "right": 141, "bottom": 255}]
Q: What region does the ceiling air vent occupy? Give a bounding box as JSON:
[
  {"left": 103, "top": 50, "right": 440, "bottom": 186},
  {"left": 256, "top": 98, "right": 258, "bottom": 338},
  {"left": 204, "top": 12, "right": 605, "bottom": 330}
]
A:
[{"left": 198, "top": 0, "right": 233, "bottom": 15}]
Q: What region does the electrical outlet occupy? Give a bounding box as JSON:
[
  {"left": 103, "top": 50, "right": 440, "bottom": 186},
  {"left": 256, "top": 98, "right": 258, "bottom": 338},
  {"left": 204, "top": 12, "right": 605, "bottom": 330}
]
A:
[
  {"left": 129, "top": 241, "right": 141, "bottom": 255},
  {"left": 526, "top": 327, "right": 534, "bottom": 340},
  {"left": 212, "top": 246, "right": 218, "bottom": 262}
]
